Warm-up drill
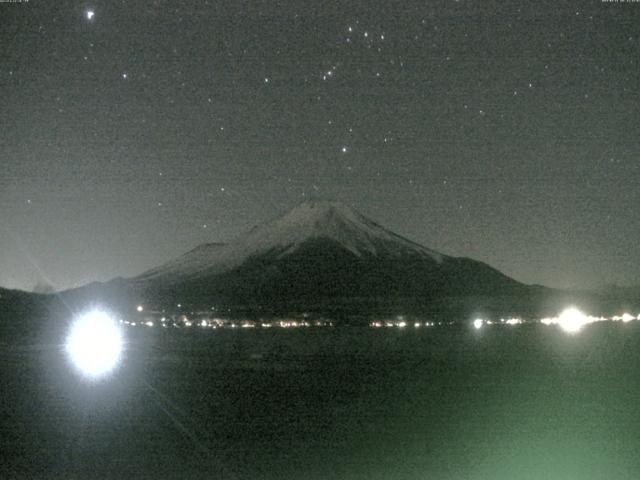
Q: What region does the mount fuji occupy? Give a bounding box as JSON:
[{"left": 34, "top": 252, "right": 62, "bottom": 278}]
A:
[{"left": 121, "top": 200, "right": 528, "bottom": 314}]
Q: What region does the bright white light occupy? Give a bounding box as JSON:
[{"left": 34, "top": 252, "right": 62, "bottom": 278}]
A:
[
  {"left": 86, "top": 10, "right": 95, "bottom": 20},
  {"left": 558, "top": 307, "right": 588, "bottom": 334},
  {"left": 136, "top": 305, "right": 144, "bottom": 312},
  {"left": 66, "top": 310, "right": 122, "bottom": 378},
  {"left": 473, "top": 318, "right": 483, "bottom": 330},
  {"left": 621, "top": 313, "right": 634, "bottom": 323}
]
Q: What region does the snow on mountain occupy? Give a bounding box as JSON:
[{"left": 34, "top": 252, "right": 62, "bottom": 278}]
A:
[
  {"left": 136, "top": 242, "right": 226, "bottom": 282},
  {"left": 134, "top": 200, "right": 445, "bottom": 285}
]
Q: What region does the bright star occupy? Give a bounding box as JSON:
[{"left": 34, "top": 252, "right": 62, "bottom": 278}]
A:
[{"left": 86, "top": 10, "right": 95, "bottom": 20}]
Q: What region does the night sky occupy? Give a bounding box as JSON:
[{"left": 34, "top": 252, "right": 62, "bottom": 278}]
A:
[{"left": 1, "top": 0, "right": 639, "bottom": 292}]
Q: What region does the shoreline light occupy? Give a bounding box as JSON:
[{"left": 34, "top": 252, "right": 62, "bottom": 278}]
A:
[
  {"left": 621, "top": 313, "right": 634, "bottom": 323},
  {"left": 66, "top": 310, "right": 123, "bottom": 378},
  {"left": 557, "top": 307, "right": 589, "bottom": 333}
]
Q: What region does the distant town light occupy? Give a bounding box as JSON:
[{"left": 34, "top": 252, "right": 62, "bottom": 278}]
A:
[{"left": 473, "top": 318, "right": 483, "bottom": 329}]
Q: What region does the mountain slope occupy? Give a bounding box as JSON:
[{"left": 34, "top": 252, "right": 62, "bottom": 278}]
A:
[
  {"left": 130, "top": 200, "right": 526, "bottom": 311},
  {"left": 136, "top": 200, "right": 444, "bottom": 286}
]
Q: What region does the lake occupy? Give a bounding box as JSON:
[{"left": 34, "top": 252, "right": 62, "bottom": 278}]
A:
[{"left": 2, "top": 323, "right": 640, "bottom": 479}]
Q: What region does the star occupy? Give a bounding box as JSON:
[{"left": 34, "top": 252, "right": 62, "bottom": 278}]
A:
[{"left": 86, "top": 10, "right": 95, "bottom": 20}]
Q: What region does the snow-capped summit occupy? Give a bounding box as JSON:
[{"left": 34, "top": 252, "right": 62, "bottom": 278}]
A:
[
  {"left": 135, "top": 200, "right": 444, "bottom": 285},
  {"left": 239, "top": 200, "right": 444, "bottom": 261}
]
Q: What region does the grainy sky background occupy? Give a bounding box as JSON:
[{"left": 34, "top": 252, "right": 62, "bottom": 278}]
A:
[{"left": 1, "top": 0, "right": 639, "bottom": 292}]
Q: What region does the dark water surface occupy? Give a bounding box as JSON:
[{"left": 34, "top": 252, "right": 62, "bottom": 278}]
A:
[{"left": 2, "top": 324, "right": 640, "bottom": 479}]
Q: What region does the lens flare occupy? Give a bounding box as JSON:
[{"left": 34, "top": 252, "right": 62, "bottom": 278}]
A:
[{"left": 66, "top": 310, "right": 123, "bottom": 377}]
